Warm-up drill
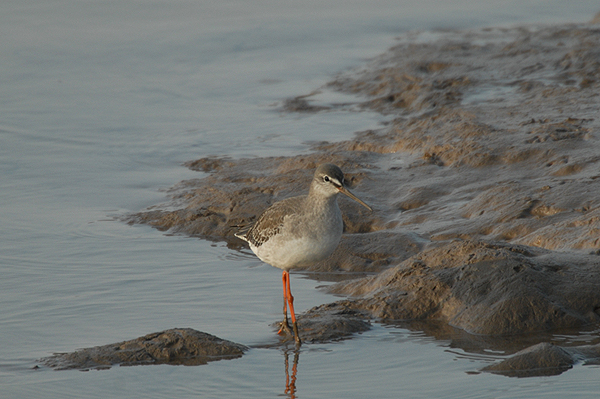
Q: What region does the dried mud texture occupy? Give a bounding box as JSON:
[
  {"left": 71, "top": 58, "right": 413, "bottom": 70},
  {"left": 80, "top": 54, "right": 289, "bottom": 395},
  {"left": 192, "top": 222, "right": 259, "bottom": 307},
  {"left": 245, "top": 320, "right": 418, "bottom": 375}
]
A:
[
  {"left": 127, "top": 18, "right": 600, "bottom": 364},
  {"left": 318, "top": 23, "right": 600, "bottom": 252},
  {"left": 40, "top": 329, "right": 247, "bottom": 371}
]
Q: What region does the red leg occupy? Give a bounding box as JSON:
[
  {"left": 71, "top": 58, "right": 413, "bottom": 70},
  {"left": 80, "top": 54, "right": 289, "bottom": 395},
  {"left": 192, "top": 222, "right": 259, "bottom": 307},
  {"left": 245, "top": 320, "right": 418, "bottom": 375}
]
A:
[
  {"left": 284, "top": 271, "right": 297, "bottom": 324},
  {"left": 277, "top": 271, "right": 292, "bottom": 335},
  {"left": 284, "top": 270, "right": 301, "bottom": 344},
  {"left": 282, "top": 271, "right": 289, "bottom": 317}
]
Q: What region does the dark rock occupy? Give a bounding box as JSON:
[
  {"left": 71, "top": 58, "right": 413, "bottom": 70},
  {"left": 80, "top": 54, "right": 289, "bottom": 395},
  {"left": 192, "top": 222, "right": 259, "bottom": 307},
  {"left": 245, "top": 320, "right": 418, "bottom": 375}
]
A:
[
  {"left": 482, "top": 343, "right": 574, "bottom": 377},
  {"left": 40, "top": 328, "right": 247, "bottom": 370}
]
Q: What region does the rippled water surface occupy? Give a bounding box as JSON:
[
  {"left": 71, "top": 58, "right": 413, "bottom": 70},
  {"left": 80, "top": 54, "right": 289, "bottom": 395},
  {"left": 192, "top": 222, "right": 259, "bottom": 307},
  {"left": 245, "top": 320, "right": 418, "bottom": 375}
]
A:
[{"left": 2, "top": 1, "right": 599, "bottom": 397}]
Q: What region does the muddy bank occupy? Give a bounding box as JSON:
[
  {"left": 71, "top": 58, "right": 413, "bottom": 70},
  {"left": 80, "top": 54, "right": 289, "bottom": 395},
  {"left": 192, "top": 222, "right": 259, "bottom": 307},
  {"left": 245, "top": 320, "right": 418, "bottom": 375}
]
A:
[
  {"left": 129, "top": 20, "right": 600, "bottom": 256},
  {"left": 330, "top": 240, "right": 600, "bottom": 335},
  {"left": 40, "top": 329, "right": 247, "bottom": 371},
  {"left": 125, "top": 17, "right": 600, "bottom": 374}
]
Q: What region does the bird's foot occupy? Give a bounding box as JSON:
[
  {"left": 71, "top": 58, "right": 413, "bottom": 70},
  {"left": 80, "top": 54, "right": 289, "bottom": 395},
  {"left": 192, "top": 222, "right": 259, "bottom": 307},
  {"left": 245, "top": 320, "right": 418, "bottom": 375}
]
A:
[
  {"left": 278, "top": 319, "right": 293, "bottom": 336},
  {"left": 278, "top": 320, "right": 301, "bottom": 345},
  {"left": 277, "top": 320, "right": 302, "bottom": 345}
]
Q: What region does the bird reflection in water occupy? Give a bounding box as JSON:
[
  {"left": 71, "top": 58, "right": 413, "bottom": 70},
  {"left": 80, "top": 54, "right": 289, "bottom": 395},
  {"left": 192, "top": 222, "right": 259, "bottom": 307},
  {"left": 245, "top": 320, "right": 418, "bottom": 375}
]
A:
[{"left": 283, "top": 349, "right": 300, "bottom": 398}]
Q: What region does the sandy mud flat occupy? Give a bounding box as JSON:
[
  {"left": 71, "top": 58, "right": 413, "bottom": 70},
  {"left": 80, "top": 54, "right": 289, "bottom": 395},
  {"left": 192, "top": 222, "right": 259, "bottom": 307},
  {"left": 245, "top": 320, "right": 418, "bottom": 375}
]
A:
[{"left": 46, "top": 15, "right": 600, "bottom": 376}]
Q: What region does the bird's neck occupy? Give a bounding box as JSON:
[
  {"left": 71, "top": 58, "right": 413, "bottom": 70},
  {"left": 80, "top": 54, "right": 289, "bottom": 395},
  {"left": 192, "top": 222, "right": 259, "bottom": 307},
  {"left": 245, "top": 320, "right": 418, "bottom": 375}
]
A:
[{"left": 306, "top": 188, "right": 338, "bottom": 211}]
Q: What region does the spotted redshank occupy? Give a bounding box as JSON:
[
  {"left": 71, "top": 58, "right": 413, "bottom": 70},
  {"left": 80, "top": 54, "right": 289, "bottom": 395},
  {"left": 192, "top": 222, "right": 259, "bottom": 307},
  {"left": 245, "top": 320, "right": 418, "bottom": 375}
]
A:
[{"left": 235, "top": 163, "right": 372, "bottom": 344}]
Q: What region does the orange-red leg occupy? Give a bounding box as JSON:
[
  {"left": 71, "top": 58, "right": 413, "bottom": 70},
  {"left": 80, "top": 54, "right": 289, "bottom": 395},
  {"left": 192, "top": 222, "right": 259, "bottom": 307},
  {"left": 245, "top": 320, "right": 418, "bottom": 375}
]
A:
[
  {"left": 278, "top": 271, "right": 292, "bottom": 334},
  {"left": 285, "top": 271, "right": 301, "bottom": 344},
  {"left": 286, "top": 271, "right": 297, "bottom": 322},
  {"left": 282, "top": 271, "right": 289, "bottom": 319},
  {"left": 278, "top": 271, "right": 301, "bottom": 344}
]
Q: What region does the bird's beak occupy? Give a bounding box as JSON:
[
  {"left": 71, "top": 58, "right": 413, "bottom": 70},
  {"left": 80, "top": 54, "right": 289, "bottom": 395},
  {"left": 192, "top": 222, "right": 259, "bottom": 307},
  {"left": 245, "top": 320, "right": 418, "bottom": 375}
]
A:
[{"left": 338, "top": 186, "right": 372, "bottom": 211}]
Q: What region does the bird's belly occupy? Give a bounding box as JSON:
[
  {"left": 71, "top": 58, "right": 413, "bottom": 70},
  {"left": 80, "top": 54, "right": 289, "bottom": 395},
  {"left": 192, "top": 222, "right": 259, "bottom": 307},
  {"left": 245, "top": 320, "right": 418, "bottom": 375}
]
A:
[{"left": 251, "top": 228, "right": 342, "bottom": 270}]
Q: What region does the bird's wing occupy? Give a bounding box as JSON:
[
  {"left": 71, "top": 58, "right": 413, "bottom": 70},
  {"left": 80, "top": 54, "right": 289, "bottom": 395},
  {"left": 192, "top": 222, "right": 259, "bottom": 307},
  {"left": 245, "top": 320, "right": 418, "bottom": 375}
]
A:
[{"left": 237, "top": 196, "right": 305, "bottom": 247}]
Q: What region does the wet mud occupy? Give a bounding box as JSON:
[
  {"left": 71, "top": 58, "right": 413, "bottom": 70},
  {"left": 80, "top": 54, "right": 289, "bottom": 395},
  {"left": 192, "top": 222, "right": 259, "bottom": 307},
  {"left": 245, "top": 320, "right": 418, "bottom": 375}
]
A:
[{"left": 119, "top": 16, "right": 600, "bottom": 375}]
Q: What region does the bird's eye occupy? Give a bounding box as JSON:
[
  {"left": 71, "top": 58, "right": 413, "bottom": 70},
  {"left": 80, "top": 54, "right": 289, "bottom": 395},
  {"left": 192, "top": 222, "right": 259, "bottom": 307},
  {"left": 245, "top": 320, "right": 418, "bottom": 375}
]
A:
[{"left": 323, "top": 176, "right": 330, "bottom": 182}]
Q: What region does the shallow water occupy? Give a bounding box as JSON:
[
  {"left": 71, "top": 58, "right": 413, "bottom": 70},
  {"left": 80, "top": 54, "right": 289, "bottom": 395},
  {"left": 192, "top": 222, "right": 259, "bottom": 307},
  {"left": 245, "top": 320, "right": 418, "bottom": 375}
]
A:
[{"left": 2, "top": 1, "right": 600, "bottom": 397}]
